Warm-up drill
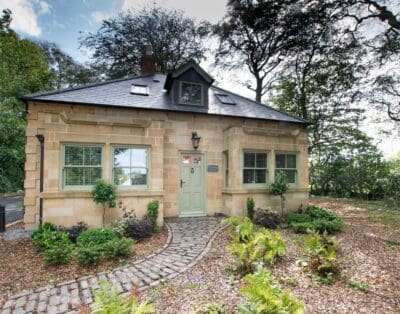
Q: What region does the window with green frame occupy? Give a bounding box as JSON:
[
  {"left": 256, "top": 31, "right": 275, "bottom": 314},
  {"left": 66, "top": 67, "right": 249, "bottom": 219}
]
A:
[
  {"left": 243, "top": 151, "right": 268, "bottom": 184},
  {"left": 112, "top": 146, "right": 149, "bottom": 186},
  {"left": 62, "top": 144, "right": 103, "bottom": 187},
  {"left": 275, "top": 153, "right": 297, "bottom": 184}
]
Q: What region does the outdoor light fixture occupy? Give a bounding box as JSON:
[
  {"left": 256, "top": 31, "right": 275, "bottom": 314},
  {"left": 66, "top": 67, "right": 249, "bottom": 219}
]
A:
[{"left": 191, "top": 132, "right": 201, "bottom": 150}]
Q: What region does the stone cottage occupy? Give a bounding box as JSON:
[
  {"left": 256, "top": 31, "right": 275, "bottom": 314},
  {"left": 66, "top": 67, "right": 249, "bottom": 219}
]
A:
[{"left": 21, "top": 50, "right": 309, "bottom": 229}]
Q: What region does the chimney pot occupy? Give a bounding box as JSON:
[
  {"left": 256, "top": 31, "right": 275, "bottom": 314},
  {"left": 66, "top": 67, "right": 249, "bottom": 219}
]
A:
[{"left": 141, "top": 45, "right": 156, "bottom": 74}]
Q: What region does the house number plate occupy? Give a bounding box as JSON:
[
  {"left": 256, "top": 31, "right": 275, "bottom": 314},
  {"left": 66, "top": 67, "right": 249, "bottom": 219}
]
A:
[{"left": 207, "top": 165, "right": 219, "bottom": 172}]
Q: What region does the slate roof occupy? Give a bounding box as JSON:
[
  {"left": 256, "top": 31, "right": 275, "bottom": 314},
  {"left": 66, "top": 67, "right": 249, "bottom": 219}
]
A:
[{"left": 22, "top": 73, "right": 308, "bottom": 125}]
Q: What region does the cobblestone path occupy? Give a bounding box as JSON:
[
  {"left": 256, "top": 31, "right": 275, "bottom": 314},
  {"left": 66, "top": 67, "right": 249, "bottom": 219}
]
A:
[{"left": 1, "top": 217, "right": 224, "bottom": 314}]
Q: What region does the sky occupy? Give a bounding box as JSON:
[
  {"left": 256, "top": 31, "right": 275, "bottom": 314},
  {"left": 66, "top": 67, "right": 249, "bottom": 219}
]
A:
[{"left": 1, "top": 0, "right": 399, "bottom": 157}]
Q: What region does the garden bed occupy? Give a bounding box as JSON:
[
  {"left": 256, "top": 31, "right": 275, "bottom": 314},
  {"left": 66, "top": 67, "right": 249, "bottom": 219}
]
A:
[
  {"left": 0, "top": 222, "right": 168, "bottom": 307},
  {"left": 144, "top": 198, "right": 400, "bottom": 313}
]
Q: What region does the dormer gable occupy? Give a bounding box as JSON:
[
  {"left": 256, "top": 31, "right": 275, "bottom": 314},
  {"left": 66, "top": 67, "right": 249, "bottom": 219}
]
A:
[{"left": 164, "top": 60, "right": 214, "bottom": 107}]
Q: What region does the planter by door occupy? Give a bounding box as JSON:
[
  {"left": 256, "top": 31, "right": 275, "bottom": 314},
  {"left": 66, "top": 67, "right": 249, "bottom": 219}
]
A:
[{"left": 179, "top": 152, "right": 205, "bottom": 217}]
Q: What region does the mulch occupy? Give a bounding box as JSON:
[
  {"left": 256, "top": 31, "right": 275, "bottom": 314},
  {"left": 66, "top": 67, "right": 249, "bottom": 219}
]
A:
[
  {"left": 0, "top": 223, "right": 167, "bottom": 307},
  {"left": 144, "top": 199, "right": 400, "bottom": 313}
]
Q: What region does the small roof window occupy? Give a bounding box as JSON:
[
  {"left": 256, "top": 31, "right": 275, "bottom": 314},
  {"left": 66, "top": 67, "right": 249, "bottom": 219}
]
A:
[
  {"left": 216, "top": 93, "right": 236, "bottom": 105},
  {"left": 131, "top": 84, "right": 149, "bottom": 96}
]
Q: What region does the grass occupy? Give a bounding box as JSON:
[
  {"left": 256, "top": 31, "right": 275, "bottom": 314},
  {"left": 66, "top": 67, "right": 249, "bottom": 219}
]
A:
[{"left": 347, "top": 279, "right": 372, "bottom": 292}]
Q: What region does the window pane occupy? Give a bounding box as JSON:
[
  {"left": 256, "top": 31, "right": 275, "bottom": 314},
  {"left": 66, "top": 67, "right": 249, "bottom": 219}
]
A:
[
  {"left": 256, "top": 153, "right": 267, "bottom": 168},
  {"left": 132, "top": 149, "right": 147, "bottom": 167},
  {"left": 65, "top": 146, "right": 83, "bottom": 166},
  {"left": 276, "top": 154, "right": 285, "bottom": 168},
  {"left": 84, "top": 147, "right": 102, "bottom": 166},
  {"left": 287, "top": 154, "right": 296, "bottom": 168},
  {"left": 83, "top": 167, "right": 102, "bottom": 185},
  {"left": 113, "top": 167, "right": 131, "bottom": 186},
  {"left": 181, "top": 83, "right": 202, "bottom": 105},
  {"left": 114, "top": 148, "right": 131, "bottom": 167},
  {"left": 284, "top": 170, "right": 296, "bottom": 184},
  {"left": 131, "top": 168, "right": 147, "bottom": 185},
  {"left": 244, "top": 153, "right": 255, "bottom": 168},
  {"left": 255, "top": 169, "right": 266, "bottom": 183},
  {"left": 65, "top": 167, "right": 84, "bottom": 185},
  {"left": 243, "top": 169, "right": 254, "bottom": 184}
]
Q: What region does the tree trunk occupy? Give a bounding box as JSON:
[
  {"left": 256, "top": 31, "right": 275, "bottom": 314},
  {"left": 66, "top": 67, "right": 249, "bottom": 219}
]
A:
[
  {"left": 102, "top": 204, "right": 106, "bottom": 227},
  {"left": 255, "top": 78, "right": 263, "bottom": 103},
  {"left": 280, "top": 195, "right": 285, "bottom": 217}
]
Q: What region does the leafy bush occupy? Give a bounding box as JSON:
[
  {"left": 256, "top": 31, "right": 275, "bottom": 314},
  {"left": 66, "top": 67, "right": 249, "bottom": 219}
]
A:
[
  {"left": 246, "top": 197, "right": 255, "bottom": 220},
  {"left": 76, "top": 246, "right": 102, "bottom": 266},
  {"left": 91, "top": 281, "right": 155, "bottom": 314},
  {"left": 147, "top": 200, "right": 159, "bottom": 226},
  {"left": 76, "top": 228, "right": 117, "bottom": 248},
  {"left": 111, "top": 206, "right": 137, "bottom": 237},
  {"left": 286, "top": 206, "right": 343, "bottom": 234},
  {"left": 42, "top": 240, "right": 73, "bottom": 265},
  {"left": 303, "top": 232, "right": 339, "bottom": 283},
  {"left": 32, "top": 222, "right": 70, "bottom": 252},
  {"left": 91, "top": 179, "right": 117, "bottom": 227},
  {"left": 224, "top": 217, "right": 286, "bottom": 275},
  {"left": 58, "top": 222, "right": 88, "bottom": 243},
  {"left": 253, "top": 209, "right": 282, "bottom": 229},
  {"left": 193, "top": 302, "right": 228, "bottom": 314},
  {"left": 103, "top": 238, "right": 134, "bottom": 259},
  {"left": 239, "top": 268, "right": 304, "bottom": 314},
  {"left": 125, "top": 219, "right": 154, "bottom": 241}
]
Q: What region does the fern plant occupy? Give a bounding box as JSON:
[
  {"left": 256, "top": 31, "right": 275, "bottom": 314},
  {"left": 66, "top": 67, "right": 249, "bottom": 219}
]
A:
[
  {"left": 239, "top": 268, "right": 304, "bottom": 314},
  {"left": 92, "top": 281, "right": 155, "bottom": 314},
  {"left": 223, "top": 217, "right": 254, "bottom": 243}
]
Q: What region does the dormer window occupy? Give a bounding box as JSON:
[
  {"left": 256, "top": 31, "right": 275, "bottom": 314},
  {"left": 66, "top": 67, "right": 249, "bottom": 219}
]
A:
[{"left": 179, "top": 82, "right": 202, "bottom": 106}]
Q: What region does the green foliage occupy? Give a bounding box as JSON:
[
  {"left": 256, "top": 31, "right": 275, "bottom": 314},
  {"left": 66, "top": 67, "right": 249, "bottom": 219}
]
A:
[
  {"left": 246, "top": 197, "right": 255, "bottom": 220},
  {"left": 286, "top": 206, "right": 343, "bottom": 234},
  {"left": 239, "top": 268, "right": 304, "bottom": 314},
  {"left": 32, "top": 222, "right": 67, "bottom": 252},
  {"left": 76, "top": 246, "right": 102, "bottom": 266},
  {"left": 0, "top": 14, "right": 52, "bottom": 192},
  {"left": 192, "top": 302, "right": 228, "bottom": 314},
  {"left": 347, "top": 279, "right": 371, "bottom": 292},
  {"left": 76, "top": 228, "right": 117, "bottom": 248},
  {"left": 270, "top": 171, "right": 289, "bottom": 216},
  {"left": 224, "top": 217, "right": 286, "bottom": 275},
  {"left": 42, "top": 240, "right": 73, "bottom": 265},
  {"left": 102, "top": 238, "right": 134, "bottom": 259},
  {"left": 91, "top": 281, "right": 155, "bottom": 314},
  {"left": 147, "top": 200, "right": 159, "bottom": 226},
  {"left": 81, "top": 7, "right": 205, "bottom": 79},
  {"left": 303, "top": 232, "right": 339, "bottom": 283},
  {"left": 91, "top": 179, "right": 117, "bottom": 226}
]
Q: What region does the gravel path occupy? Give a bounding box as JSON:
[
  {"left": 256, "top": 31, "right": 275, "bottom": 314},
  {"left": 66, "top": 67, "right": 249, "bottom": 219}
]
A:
[{"left": 1, "top": 217, "right": 224, "bottom": 314}]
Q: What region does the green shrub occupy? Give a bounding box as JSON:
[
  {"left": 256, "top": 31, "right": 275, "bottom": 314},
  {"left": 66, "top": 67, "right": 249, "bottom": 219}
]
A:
[
  {"left": 111, "top": 207, "right": 136, "bottom": 237},
  {"left": 303, "top": 232, "right": 339, "bottom": 283},
  {"left": 91, "top": 179, "right": 117, "bottom": 227},
  {"left": 224, "top": 217, "right": 286, "bottom": 275},
  {"left": 253, "top": 209, "right": 282, "bottom": 229},
  {"left": 246, "top": 197, "right": 255, "bottom": 220},
  {"left": 152, "top": 226, "right": 161, "bottom": 233},
  {"left": 91, "top": 281, "right": 155, "bottom": 314},
  {"left": 43, "top": 240, "right": 73, "bottom": 265},
  {"left": 32, "top": 223, "right": 71, "bottom": 252},
  {"left": 239, "top": 268, "right": 304, "bottom": 314},
  {"left": 147, "top": 200, "right": 159, "bottom": 226},
  {"left": 103, "top": 237, "right": 134, "bottom": 259},
  {"left": 286, "top": 206, "right": 343, "bottom": 234},
  {"left": 270, "top": 171, "right": 289, "bottom": 217},
  {"left": 76, "top": 228, "right": 117, "bottom": 248},
  {"left": 76, "top": 246, "right": 102, "bottom": 266}
]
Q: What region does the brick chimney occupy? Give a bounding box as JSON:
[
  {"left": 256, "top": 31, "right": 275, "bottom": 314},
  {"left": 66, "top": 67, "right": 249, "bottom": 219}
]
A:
[{"left": 140, "top": 45, "right": 156, "bottom": 74}]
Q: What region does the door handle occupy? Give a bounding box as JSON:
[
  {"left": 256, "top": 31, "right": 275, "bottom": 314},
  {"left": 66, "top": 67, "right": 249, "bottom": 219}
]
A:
[{"left": 180, "top": 179, "right": 185, "bottom": 188}]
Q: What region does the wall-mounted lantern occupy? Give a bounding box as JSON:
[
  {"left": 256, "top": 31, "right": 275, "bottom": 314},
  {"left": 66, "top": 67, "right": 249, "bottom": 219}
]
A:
[{"left": 191, "top": 132, "right": 201, "bottom": 150}]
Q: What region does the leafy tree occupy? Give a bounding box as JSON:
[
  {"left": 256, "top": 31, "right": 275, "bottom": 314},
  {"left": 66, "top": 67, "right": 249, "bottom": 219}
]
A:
[
  {"left": 0, "top": 10, "right": 52, "bottom": 192},
  {"left": 270, "top": 171, "right": 289, "bottom": 217},
  {"left": 91, "top": 179, "right": 117, "bottom": 227},
  {"left": 38, "top": 41, "right": 98, "bottom": 89},
  {"left": 212, "top": 0, "right": 327, "bottom": 103},
  {"left": 80, "top": 7, "right": 206, "bottom": 79}
]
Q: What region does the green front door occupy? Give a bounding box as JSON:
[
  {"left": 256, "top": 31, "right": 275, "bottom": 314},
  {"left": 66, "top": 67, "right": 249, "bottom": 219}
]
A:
[{"left": 179, "top": 152, "right": 205, "bottom": 217}]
